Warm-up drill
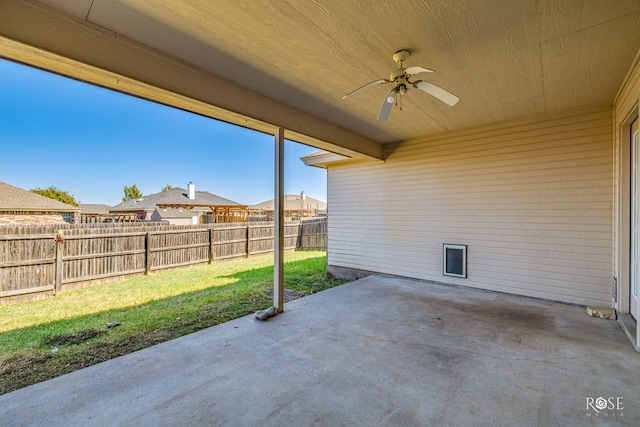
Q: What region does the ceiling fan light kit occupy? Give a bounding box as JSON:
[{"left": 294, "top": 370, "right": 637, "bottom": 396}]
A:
[{"left": 343, "top": 49, "right": 459, "bottom": 121}]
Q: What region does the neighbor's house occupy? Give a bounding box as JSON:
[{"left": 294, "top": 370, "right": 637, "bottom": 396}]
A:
[
  {"left": 109, "top": 183, "right": 247, "bottom": 225},
  {"left": 248, "top": 192, "right": 327, "bottom": 221},
  {"left": 3, "top": 1, "right": 640, "bottom": 347},
  {"left": 0, "top": 181, "right": 78, "bottom": 225}
]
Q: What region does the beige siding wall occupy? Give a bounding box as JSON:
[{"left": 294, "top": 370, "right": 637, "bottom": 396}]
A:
[
  {"left": 613, "top": 50, "right": 640, "bottom": 310},
  {"left": 328, "top": 104, "right": 613, "bottom": 306}
]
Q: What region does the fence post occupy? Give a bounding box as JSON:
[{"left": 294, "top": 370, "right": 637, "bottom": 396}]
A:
[
  {"left": 54, "top": 231, "right": 64, "bottom": 295},
  {"left": 209, "top": 228, "right": 215, "bottom": 264},
  {"left": 246, "top": 224, "right": 250, "bottom": 258},
  {"left": 145, "top": 232, "right": 152, "bottom": 275}
]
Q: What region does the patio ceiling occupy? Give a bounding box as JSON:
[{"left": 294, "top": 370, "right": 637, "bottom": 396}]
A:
[{"left": 2, "top": 1, "right": 640, "bottom": 159}]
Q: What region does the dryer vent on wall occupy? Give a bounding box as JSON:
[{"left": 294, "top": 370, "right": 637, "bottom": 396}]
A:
[{"left": 443, "top": 244, "right": 467, "bottom": 278}]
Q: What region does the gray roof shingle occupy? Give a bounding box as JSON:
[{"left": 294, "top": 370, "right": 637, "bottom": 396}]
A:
[
  {"left": 0, "top": 181, "right": 78, "bottom": 212},
  {"left": 110, "top": 187, "right": 243, "bottom": 212},
  {"left": 78, "top": 204, "right": 111, "bottom": 215}
]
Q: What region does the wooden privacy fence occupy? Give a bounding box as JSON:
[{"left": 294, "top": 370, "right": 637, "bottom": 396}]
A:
[{"left": 0, "top": 219, "right": 326, "bottom": 304}]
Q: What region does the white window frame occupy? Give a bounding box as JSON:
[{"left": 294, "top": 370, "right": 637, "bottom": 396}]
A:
[{"left": 443, "top": 244, "right": 467, "bottom": 278}]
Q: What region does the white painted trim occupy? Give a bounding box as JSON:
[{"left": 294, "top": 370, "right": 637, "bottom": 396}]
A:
[
  {"left": 301, "top": 151, "right": 352, "bottom": 168},
  {"left": 273, "top": 128, "right": 285, "bottom": 313},
  {"left": 443, "top": 244, "right": 467, "bottom": 278}
]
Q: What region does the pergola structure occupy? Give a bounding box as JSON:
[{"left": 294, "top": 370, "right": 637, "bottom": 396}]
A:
[
  {"left": 156, "top": 203, "right": 248, "bottom": 224},
  {"left": 247, "top": 193, "right": 326, "bottom": 220}
]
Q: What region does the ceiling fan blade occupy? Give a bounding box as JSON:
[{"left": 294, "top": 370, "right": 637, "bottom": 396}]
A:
[
  {"left": 343, "top": 79, "right": 389, "bottom": 99},
  {"left": 377, "top": 89, "right": 397, "bottom": 121},
  {"left": 413, "top": 81, "right": 459, "bottom": 106},
  {"left": 405, "top": 66, "right": 435, "bottom": 76}
]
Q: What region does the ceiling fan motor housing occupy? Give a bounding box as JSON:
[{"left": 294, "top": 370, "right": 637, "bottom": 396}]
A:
[{"left": 392, "top": 49, "right": 410, "bottom": 64}]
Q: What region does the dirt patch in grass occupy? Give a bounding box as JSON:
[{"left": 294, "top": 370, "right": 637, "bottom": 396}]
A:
[{"left": 42, "top": 329, "right": 105, "bottom": 346}]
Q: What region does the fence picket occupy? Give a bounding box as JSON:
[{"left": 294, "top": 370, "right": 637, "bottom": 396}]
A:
[{"left": 0, "top": 219, "right": 326, "bottom": 304}]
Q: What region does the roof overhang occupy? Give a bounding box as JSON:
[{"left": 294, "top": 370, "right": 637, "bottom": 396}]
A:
[
  {"left": 1, "top": 1, "right": 639, "bottom": 158},
  {"left": 0, "top": 1, "right": 383, "bottom": 161},
  {"left": 301, "top": 150, "right": 353, "bottom": 169},
  {"left": 0, "top": 208, "right": 78, "bottom": 213}
]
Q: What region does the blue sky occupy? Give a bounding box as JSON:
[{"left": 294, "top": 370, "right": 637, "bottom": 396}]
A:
[{"left": 0, "top": 59, "right": 326, "bottom": 206}]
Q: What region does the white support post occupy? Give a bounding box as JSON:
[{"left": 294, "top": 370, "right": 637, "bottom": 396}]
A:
[
  {"left": 274, "top": 128, "right": 285, "bottom": 313},
  {"left": 636, "top": 293, "right": 640, "bottom": 349}
]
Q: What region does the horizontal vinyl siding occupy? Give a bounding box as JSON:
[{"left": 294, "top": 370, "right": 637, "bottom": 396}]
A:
[
  {"left": 613, "top": 51, "right": 640, "bottom": 294},
  {"left": 328, "top": 105, "right": 613, "bottom": 306}
]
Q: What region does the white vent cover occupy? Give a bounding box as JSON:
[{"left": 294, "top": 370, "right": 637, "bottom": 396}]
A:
[{"left": 443, "top": 244, "right": 467, "bottom": 278}]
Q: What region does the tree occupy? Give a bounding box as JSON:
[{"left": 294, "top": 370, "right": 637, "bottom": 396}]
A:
[
  {"left": 122, "top": 184, "right": 143, "bottom": 202},
  {"left": 161, "top": 184, "right": 173, "bottom": 191},
  {"left": 31, "top": 186, "right": 79, "bottom": 206}
]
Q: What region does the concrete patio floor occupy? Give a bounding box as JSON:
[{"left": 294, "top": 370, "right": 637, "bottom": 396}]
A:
[{"left": 1, "top": 275, "right": 639, "bottom": 426}]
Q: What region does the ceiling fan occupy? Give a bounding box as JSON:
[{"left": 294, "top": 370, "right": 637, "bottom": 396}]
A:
[{"left": 343, "top": 50, "right": 459, "bottom": 121}]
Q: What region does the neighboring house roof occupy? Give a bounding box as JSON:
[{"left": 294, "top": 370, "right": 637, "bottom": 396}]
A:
[
  {"left": 249, "top": 193, "right": 327, "bottom": 212},
  {"left": 78, "top": 204, "right": 111, "bottom": 215},
  {"left": 0, "top": 181, "right": 78, "bottom": 212},
  {"left": 110, "top": 187, "right": 243, "bottom": 212}
]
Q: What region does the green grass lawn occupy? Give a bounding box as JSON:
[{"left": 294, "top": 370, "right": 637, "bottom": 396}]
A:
[{"left": 0, "top": 250, "right": 346, "bottom": 394}]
